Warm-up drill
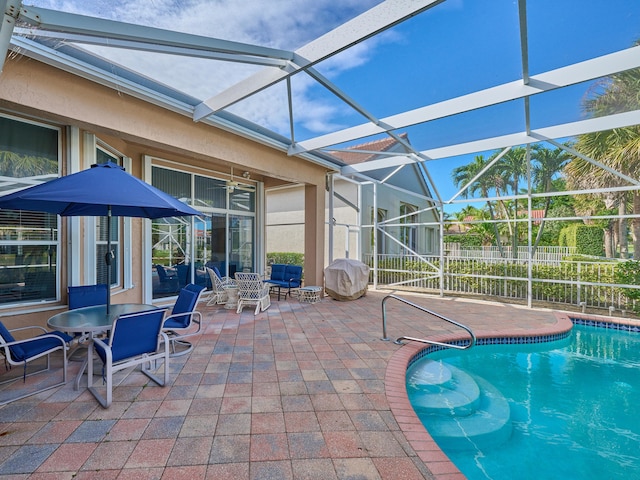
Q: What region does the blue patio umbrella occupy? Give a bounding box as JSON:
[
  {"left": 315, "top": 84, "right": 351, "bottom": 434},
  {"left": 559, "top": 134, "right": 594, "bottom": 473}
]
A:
[{"left": 0, "top": 162, "right": 201, "bottom": 312}]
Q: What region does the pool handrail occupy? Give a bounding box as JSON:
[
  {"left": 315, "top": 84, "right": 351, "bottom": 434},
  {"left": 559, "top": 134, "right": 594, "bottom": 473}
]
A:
[{"left": 381, "top": 294, "right": 476, "bottom": 349}]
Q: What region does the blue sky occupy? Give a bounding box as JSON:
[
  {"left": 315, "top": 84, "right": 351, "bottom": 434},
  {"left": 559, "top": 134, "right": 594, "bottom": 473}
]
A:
[{"left": 27, "top": 0, "right": 640, "bottom": 208}]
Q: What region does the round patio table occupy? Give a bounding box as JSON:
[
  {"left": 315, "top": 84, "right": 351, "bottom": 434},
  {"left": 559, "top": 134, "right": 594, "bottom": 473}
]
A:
[
  {"left": 48, "top": 303, "right": 158, "bottom": 334},
  {"left": 48, "top": 303, "right": 159, "bottom": 389}
]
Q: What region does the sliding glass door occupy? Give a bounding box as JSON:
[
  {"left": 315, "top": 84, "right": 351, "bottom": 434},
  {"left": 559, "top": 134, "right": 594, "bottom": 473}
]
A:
[
  {"left": 229, "top": 214, "right": 254, "bottom": 276},
  {"left": 151, "top": 164, "right": 256, "bottom": 299}
]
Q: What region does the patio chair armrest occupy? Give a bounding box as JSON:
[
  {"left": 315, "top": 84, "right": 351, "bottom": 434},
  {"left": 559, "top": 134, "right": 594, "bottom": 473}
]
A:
[
  {"left": 3, "top": 332, "right": 70, "bottom": 349},
  {"left": 9, "top": 325, "right": 49, "bottom": 335},
  {"left": 163, "top": 310, "right": 202, "bottom": 325},
  {"left": 91, "top": 336, "right": 112, "bottom": 363},
  {"left": 159, "top": 331, "right": 170, "bottom": 352}
]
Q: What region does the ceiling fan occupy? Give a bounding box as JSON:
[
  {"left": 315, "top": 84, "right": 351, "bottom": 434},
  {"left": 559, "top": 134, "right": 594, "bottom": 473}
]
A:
[{"left": 226, "top": 167, "right": 256, "bottom": 192}]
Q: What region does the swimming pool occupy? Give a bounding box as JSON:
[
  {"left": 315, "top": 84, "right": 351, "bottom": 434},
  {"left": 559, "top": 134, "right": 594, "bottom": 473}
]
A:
[{"left": 406, "top": 321, "right": 640, "bottom": 480}]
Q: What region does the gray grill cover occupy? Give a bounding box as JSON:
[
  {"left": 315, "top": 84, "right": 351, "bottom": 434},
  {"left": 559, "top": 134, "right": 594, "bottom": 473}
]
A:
[{"left": 324, "top": 258, "right": 370, "bottom": 301}]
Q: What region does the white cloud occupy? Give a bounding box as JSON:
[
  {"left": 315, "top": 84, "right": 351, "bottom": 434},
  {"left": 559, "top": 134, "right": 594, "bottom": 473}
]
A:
[{"left": 28, "top": 0, "right": 396, "bottom": 135}]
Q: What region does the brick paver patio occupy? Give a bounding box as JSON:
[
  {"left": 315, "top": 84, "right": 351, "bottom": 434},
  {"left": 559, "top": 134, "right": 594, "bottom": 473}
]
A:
[{"left": 0, "top": 289, "right": 573, "bottom": 479}]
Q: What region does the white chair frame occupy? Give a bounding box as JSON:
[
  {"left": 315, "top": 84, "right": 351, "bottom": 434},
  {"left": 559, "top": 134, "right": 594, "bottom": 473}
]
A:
[
  {"left": 235, "top": 272, "right": 271, "bottom": 315},
  {"left": 205, "top": 267, "right": 236, "bottom": 306},
  {"left": 162, "top": 284, "right": 205, "bottom": 357},
  {"left": 0, "top": 325, "right": 69, "bottom": 405},
  {"left": 87, "top": 310, "right": 170, "bottom": 408}
]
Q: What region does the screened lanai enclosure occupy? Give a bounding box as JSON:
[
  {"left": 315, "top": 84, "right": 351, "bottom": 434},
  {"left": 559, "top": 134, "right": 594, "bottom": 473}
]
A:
[{"left": 1, "top": 0, "right": 640, "bottom": 312}]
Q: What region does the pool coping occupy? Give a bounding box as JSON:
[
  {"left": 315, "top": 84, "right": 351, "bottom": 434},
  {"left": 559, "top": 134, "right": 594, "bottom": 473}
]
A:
[{"left": 384, "top": 310, "right": 640, "bottom": 479}]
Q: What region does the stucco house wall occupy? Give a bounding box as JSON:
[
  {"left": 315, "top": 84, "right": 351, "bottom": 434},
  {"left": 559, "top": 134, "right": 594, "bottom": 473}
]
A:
[
  {"left": 266, "top": 170, "right": 438, "bottom": 267},
  {"left": 0, "top": 56, "right": 330, "bottom": 328},
  {"left": 266, "top": 178, "right": 360, "bottom": 264}
]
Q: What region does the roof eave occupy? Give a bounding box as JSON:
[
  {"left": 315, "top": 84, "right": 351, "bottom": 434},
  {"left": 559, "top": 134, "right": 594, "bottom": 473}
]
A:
[{"left": 8, "top": 35, "right": 342, "bottom": 173}]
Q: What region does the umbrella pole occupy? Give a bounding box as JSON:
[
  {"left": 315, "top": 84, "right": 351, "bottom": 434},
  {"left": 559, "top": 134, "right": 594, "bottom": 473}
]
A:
[{"left": 105, "top": 206, "right": 113, "bottom": 314}]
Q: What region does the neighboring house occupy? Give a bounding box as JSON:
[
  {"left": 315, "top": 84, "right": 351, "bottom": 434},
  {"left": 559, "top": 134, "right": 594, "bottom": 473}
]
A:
[
  {"left": 266, "top": 134, "right": 439, "bottom": 265},
  {"left": 444, "top": 215, "right": 474, "bottom": 235}
]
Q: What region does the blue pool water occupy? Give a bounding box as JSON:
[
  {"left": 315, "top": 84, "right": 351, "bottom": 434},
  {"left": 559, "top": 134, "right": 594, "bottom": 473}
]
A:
[{"left": 406, "top": 324, "right": 640, "bottom": 480}]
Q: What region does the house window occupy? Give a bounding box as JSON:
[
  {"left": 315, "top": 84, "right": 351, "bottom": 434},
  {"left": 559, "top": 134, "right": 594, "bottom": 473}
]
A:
[
  {"left": 400, "top": 202, "right": 418, "bottom": 252},
  {"left": 426, "top": 227, "right": 436, "bottom": 254},
  {"left": 0, "top": 114, "right": 60, "bottom": 305},
  {"left": 371, "top": 207, "right": 387, "bottom": 254}
]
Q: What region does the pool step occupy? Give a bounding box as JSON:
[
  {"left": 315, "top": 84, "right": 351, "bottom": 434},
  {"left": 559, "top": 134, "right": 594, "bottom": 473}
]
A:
[
  {"left": 408, "top": 360, "right": 481, "bottom": 416},
  {"left": 408, "top": 360, "right": 512, "bottom": 451}
]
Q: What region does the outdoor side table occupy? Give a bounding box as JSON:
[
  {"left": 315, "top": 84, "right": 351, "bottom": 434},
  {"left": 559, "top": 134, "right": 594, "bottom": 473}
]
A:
[
  {"left": 224, "top": 285, "right": 239, "bottom": 310},
  {"left": 298, "top": 286, "right": 323, "bottom": 304}
]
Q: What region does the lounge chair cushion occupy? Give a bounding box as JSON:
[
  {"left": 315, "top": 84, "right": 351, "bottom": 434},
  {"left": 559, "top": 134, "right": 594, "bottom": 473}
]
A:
[
  {"left": 0, "top": 321, "right": 72, "bottom": 362},
  {"left": 213, "top": 266, "right": 223, "bottom": 279}
]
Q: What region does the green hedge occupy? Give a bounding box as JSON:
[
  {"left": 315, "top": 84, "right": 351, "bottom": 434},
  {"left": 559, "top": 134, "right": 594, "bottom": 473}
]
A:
[
  {"left": 443, "top": 234, "right": 483, "bottom": 247},
  {"left": 559, "top": 224, "right": 604, "bottom": 256},
  {"left": 266, "top": 252, "right": 304, "bottom": 266},
  {"left": 615, "top": 260, "right": 640, "bottom": 313},
  {"left": 369, "top": 257, "right": 627, "bottom": 308}
]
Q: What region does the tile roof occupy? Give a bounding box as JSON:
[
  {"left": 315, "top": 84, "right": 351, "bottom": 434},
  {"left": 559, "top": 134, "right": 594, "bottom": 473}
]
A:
[{"left": 329, "top": 133, "right": 409, "bottom": 165}]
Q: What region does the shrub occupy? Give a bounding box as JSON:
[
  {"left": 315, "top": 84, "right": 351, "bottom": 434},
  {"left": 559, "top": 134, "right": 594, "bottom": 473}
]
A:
[
  {"left": 575, "top": 225, "right": 604, "bottom": 256},
  {"left": 615, "top": 260, "right": 640, "bottom": 313},
  {"left": 443, "top": 235, "right": 482, "bottom": 247},
  {"left": 266, "top": 252, "right": 304, "bottom": 266},
  {"left": 559, "top": 224, "right": 603, "bottom": 256},
  {"left": 562, "top": 255, "right": 615, "bottom": 262}
]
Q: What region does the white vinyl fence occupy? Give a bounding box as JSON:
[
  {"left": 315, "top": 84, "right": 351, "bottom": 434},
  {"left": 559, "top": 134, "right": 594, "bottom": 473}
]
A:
[
  {"left": 443, "top": 244, "right": 575, "bottom": 264},
  {"left": 365, "top": 248, "right": 637, "bottom": 313}
]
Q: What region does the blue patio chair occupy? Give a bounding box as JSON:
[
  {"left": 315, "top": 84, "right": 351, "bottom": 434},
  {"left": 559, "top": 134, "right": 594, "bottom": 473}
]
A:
[
  {"left": 265, "top": 264, "right": 303, "bottom": 300},
  {"left": 68, "top": 284, "right": 108, "bottom": 309},
  {"left": 162, "top": 284, "right": 206, "bottom": 356},
  {"left": 175, "top": 264, "right": 191, "bottom": 288},
  {"left": 0, "top": 320, "right": 72, "bottom": 405},
  {"left": 87, "top": 308, "right": 169, "bottom": 408},
  {"left": 67, "top": 284, "right": 109, "bottom": 345},
  {"left": 155, "top": 264, "right": 179, "bottom": 293}
]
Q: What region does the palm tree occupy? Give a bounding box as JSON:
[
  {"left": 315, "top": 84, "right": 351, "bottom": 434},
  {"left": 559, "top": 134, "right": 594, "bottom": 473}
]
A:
[
  {"left": 0, "top": 151, "right": 57, "bottom": 177},
  {"left": 530, "top": 144, "right": 571, "bottom": 254},
  {"left": 566, "top": 64, "right": 640, "bottom": 257},
  {"left": 451, "top": 155, "right": 504, "bottom": 254},
  {"left": 455, "top": 204, "right": 483, "bottom": 222},
  {"left": 494, "top": 146, "right": 527, "bottom": 253}
]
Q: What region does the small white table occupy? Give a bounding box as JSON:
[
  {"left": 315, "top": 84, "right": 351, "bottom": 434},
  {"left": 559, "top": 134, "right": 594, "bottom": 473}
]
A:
[
  {"left": 298, "top": 286, "right": 323, "bottom": 304},
  {"left": 224, "top": 286, "right": 239, "bottom": 310}
]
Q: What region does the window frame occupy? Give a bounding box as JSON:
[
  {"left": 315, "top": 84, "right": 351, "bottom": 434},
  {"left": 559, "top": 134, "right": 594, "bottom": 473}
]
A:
[
  {"left": 400, "top": 202, "right": 419, "bottom": 252},
  {"left": 148, "top": 160, "right": 258, "bottom": 300},
  {"left": 0, "top": 112, "right": 62, "bottom": 308}
]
